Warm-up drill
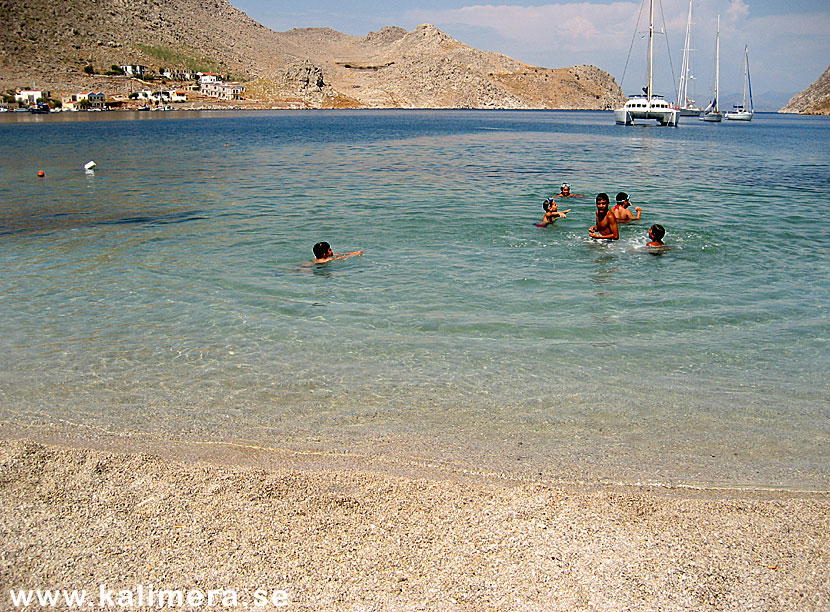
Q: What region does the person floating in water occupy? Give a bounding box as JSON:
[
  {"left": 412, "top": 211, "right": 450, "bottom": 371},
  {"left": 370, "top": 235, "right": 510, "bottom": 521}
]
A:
[
  {"left": 536, "top": 198, "right": 571, "bottom": 227},
  {"left": 646, "top": 224, "right": 666, "bottom": 246},
  {"left": 612, "top": 192, "right": 641, "bottom": 223},
  {"left": 312, "top": 241, "right": 363, "bottom": 264},
  {"left": 589, "top": 193, "right": 619, "bottom": 240},
  {"left": 557, "top": 183, "right": 585, "bottom": 198}
]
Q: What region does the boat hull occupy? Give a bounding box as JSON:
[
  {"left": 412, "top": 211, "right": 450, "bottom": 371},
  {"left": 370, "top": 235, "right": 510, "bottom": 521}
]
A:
[
  {"left": 614, "top": 107, "right": 678, "bottom": 126},
  {"left": 678, "top": 107, "right": 701, "bottom": 116},
  {"left": 724, "top": 111, "right": 753, "bottom": 121},
  {"left": 700, "top": 111, "right": 722, "bottom": 122}
]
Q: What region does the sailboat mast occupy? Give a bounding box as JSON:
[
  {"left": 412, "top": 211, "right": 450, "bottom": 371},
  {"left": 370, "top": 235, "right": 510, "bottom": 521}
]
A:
[
  {"left": 647, "top": 0, "right": 654, "bottom": 102},
  {"left": 742, "top": 45, "right": 749, "bottom": 109},
  {"left": 746, "top": 46, "right": 753, "bottom": 111},
  {"left": 679, "top": 0, "right": 693, "bottom": 106},
  {"left": 714, "top": 14, "right": 720, "bottom": 111}
]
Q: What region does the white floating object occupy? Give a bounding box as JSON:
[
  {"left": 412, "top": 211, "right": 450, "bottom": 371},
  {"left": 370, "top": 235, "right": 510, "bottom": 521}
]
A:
[{"left": 84, "top": 161, "right": 96, "bottom": 170}]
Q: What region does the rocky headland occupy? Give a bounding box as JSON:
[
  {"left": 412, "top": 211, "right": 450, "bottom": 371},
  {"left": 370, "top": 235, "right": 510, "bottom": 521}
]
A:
[{"left": 780, "top": 65, "right": 830, "bottom": 115}]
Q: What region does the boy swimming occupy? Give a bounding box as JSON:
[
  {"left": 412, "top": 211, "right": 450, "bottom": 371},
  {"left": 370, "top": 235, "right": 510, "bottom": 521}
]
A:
[{"left": 311, "top": 241, "right": 363, "bottom": 264}]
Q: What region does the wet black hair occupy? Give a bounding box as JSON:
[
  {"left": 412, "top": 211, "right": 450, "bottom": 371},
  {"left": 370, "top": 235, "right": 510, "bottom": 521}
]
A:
[
  {"left": 616, "top": 192, "right": 628, "bottom": 203},
  {"left": 313, "top": 241, "right": 331, "bottom": 259},
  {"left": 650, "top": 224, "right": 666, "bottom": 241},
  {"left": 543, "top": 198, "right": 555, "bottom": 212},
  {"left": 596, "top": 192, "right": 610, "bottom": 203}
]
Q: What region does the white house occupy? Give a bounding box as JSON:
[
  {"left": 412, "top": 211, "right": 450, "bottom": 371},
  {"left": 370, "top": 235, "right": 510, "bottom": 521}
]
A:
[
  {"left": 136, "top": 89, "right": 186, "bottom": 104},
  {"left": 120, "top": 64, "right": 147, "bottom": 78},
  {"left": 162, "top": 70, "right": 194, "bottom": 81},
  {"left": 200, "top": 81, "right": 245, "bottom": 100},
  {"left": 15, "top": 89, "right": 49, "bottom": 104}
]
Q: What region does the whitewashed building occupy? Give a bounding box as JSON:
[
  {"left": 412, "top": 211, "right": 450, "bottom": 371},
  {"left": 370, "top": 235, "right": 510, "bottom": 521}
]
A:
[
  {"left": 162, "top": 70, "right": 194, "bottom": 81},
  {"left": 120, "top": 64, "right": 147, "bottom": 78},
  {"left": 200, "top": 81, "right": 245, "bottom": 100},
  {"left": 136, "top": 89, "right": 187, "bottom": 104},
  {"left": 15, "top": 89, "right": 49, "bottom": 104}
]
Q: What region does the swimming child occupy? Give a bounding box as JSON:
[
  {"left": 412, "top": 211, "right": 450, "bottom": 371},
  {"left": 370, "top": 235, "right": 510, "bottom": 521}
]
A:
[
  {"left": 557, "top": 183, "right": 585, "bottom": 198},
  {"left": 311, "top": 241, "right": 363, "bottom": 264},
  {"left": 646, "top": 224, "right": 665, "bottom": 246},
  {"left": 536, "top": 198, "right": 571, "bottom": 227}
]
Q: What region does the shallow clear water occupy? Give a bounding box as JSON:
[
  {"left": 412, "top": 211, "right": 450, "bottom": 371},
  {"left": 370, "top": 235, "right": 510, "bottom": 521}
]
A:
[{"left": 1, "top": 110, "right": 828, "bottom": 488}]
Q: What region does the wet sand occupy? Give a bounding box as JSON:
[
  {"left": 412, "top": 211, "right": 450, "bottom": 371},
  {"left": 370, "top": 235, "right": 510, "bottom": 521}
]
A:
[{"left": 1, "top": 437, "right": 828, "bottom": 611}]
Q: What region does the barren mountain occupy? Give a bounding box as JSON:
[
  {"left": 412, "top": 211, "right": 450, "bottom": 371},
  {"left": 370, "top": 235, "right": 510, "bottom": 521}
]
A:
[
  {"left": 779, "top": 65, "right": 830, "bottom": 115},
  {"left": 0, "top": 0, "right": 625, "bottom": 110}
]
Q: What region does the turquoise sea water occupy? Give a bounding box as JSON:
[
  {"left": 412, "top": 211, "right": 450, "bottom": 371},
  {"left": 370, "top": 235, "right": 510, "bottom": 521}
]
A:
[{"left": 1, "top": 110, "right": 827, "bottom": 488}]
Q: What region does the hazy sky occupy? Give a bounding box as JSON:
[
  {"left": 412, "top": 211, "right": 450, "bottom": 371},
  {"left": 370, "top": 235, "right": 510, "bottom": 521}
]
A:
[{"left": 230, "top": 0, "right": 828, "bottom": 101}]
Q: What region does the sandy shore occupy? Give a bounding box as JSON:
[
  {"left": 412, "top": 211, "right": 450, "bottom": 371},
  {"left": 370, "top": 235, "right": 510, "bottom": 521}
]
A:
[{"left": 1, "top": 438, "right": 828, "bottom": 611}]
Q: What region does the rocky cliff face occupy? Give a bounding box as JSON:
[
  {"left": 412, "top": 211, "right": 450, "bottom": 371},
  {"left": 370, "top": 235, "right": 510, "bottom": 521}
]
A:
[
  {"left": 0, "top": 0, "right": 625, "bottom": 110},
  {"left": 780, "top": 66, "right": 830, "bottom": 115}
]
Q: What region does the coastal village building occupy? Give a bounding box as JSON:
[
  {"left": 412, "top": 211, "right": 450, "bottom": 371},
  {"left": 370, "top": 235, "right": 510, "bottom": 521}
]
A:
[
  {"left": 136, "top": 89, "right": 187, "bottom": 105},
  {"left": 15, "top": 89, "right": 49, "bottom": 105},
  {"left": 199, "top": 76, "right": 245, "bottom": 100},
  {"left": 82, "top": 92, "right": 106, "bottom": 109},
  {"left": 120, "top": 64, "right": 147, "bottom": 78},
  {"left": 61, "top": 92, "right": 107, "bottom": 110},
  {"left": 162, "top": 70, "right": 194, "bottom": 81},
  {"left": 200, "top": 81, "right": 245, "bottom": 100}
]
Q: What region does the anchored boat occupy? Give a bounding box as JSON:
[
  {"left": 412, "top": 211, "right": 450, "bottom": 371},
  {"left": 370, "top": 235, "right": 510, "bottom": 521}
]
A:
[
  {"left": 614, "top": 0, "right": 678, "bottom": 126},
  {"left": 725, "top": 46, "right": 754, "bottom": 121},
  {"left": 700, "top": 14, "right": 723, "bottom": 122},
  {"left": 677, "top": 0, "right": 702, "bottom": 116}
]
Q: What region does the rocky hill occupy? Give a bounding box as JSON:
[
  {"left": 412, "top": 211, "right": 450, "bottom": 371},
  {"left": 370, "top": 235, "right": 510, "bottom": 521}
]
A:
[
  {"left": 779, "top": 65, "right": 830, "bottom": 115},
  {"left": 0, "top": 0, "right": 625, "bottom": 110}
]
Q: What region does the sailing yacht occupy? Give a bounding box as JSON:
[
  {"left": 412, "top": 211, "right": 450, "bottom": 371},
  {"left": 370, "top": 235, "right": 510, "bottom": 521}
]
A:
[
  {"left": 677, "top": 0, "right": 701, "bottom": 116},
  {"left": 614, "top": 0, "right": 679, "bottom": 126},
  {"left": 725, "top": 46, "right": 754, "bottom": 121},
  {"left": 700, "top": 14, "right": 722, "bottom": 122}
]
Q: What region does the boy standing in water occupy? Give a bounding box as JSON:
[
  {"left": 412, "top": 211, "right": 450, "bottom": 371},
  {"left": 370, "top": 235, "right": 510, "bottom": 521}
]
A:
[
  {"left": 589, "top": 193, "right": 619, "bottom": 240},
  {"left": 613, "top": 192, "right": 642, "bottom": 223},
  {"left": 312, "top": 242, "right": 363, "bottom": 264}
]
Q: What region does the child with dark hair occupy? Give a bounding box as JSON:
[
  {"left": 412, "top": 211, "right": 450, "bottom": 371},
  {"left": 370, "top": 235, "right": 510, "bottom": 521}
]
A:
[
  {"left": 613, "top": 192, "right": 642, "bottom": 223},
  {"left": 312, "top": 241, "right": 363, "bottom": 264},
  {"left": 646, "top": 224, "right": 666, "bottom": 246},
  {"left": 535, "top": 198, "right": 571, "bottom": 227}
]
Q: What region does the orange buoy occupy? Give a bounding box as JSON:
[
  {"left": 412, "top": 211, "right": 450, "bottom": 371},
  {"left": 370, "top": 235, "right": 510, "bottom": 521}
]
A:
[{"left": 37, "top": 170, "right": 45, "bottom": 177}]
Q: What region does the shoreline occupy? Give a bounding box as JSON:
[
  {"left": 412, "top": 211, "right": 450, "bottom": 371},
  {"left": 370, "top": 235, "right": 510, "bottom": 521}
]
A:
[{"left": 2, "top": 435, "right": 828, "bottom": 611}]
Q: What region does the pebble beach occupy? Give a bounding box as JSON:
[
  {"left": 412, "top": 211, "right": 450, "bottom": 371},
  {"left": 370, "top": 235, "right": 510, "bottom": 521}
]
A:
[{"left": 2, "top": 437, "right": 828, "bottom": 611}]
